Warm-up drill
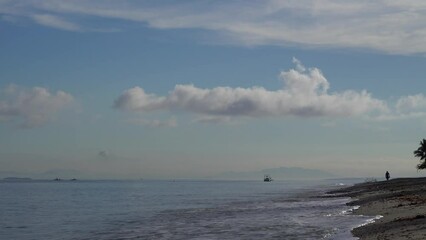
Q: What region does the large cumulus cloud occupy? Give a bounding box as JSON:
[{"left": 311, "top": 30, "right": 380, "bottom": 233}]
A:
[{"left": 114, "top": 59, "right": 388, "bottom": 121}]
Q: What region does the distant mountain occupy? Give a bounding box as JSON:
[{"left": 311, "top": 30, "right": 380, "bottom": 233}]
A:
[
  {"left": 3, "top": 177, "right": 32, "bottom": 182},
  {"left": 0, "top": 171, "right": 27, "bottom": 179},
  {"left": 38, "top": 169, "right": 85, "bottom": 179},
  {"left": 210, "top": 167, "right": 336, "bottom": 180},
  {"left": 0, "top": 169, "right": 87, "bottom": 180}
]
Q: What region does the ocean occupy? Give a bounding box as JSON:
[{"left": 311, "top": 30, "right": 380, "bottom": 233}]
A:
[{"left": 0, "top": 179, "right": 375, "bottom": 239}]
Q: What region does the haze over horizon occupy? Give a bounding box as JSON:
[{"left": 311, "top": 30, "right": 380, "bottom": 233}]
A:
[{"left": 2, "top": 1, "right": 426, "bottom": 179}]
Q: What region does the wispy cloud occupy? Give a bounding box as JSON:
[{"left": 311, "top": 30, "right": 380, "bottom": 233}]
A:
[
  {"left": 127, "top": 117, "right": 177, "bottom": 128},
  {"left": 2, "top": 1, "right": 426, "bottom": 54},
  {"left": 193, "top": 115, "right": 235, "bottom": 125},
  {"left": 114, "top": 59, "right": 388, "bottom": 122},
  {"left": 0, "top": 84, "right": 74, "bottom": 128},
  {"left": 32, "top": 14, "right": 80, "bottom": 31}
]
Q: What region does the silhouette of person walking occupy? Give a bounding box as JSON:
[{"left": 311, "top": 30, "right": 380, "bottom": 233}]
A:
[{"left": 385, "top": 171, "right": 390, "bottom": 181}]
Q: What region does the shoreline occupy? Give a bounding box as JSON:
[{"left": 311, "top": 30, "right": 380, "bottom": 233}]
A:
[{"left": 329, "top": 177, "right": 426, "bottom": 239}]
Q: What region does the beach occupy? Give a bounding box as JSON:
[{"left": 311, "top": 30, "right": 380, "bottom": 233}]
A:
[{"left": 330, "top": 177, "right": 426, "bottom": 239}]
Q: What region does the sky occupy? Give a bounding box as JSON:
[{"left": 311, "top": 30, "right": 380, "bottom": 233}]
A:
[{"left": 2, "top": 0, "right": 426, "bottom": 179}]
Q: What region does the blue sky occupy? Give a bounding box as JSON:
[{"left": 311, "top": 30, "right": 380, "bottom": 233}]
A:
[{"left": 2, "top": 1, "right": 426, "bottom": 179}]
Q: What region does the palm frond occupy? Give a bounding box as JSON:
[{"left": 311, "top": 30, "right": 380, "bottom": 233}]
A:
[{"left": 414, "top": 139, "right": 426, "bottom": 170}]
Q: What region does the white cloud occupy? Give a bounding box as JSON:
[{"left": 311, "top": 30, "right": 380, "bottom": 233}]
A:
[
  {"left": 32, "top": 14, "right": 80, "bottom": 31},
  {"left": 114, "top": 60, "right": 388, "bottom": 121},
  {"left": 114, "top": 87, "right": 166, "bottom": 112},
  {"left": 396, "top": 94, "right": 426, "bottom": 113},
  {"left": 3, "top": 1, "right": 426, "bottom": 54},
  {"left": 360, "top": 94, "right": 426, "bottom": 122},
  {"left": 0, "top": 85, "right": 74, "bottom": 128},
  {"left": 127, "top": 117, "right": 177, "bottom": 128}
]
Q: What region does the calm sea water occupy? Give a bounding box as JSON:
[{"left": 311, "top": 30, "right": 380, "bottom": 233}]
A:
[{"left": 0, "top": 179, "right": 374, "bottom": 239}]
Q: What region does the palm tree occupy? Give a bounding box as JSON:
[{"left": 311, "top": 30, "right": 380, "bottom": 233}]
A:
[{"left": 414, "top": 139, "right": 426, "bottom": 169}]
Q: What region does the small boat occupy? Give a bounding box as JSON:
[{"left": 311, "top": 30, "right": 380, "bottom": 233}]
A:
[{"left": 264, "top": 174, "right": 273, "bottom": 182}]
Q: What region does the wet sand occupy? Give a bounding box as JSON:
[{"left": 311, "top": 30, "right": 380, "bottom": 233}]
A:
[{"left": 329, "top": 178, "right": 426, "bottom": 239}]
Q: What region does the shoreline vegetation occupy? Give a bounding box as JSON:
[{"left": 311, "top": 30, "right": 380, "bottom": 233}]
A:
[{"left": 329, "top": 177, "right": 426, "bottom": 240}]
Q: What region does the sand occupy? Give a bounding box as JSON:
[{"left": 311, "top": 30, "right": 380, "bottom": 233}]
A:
[{"left": 329, "top": 178, "right": 426, "bottom": 240}]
